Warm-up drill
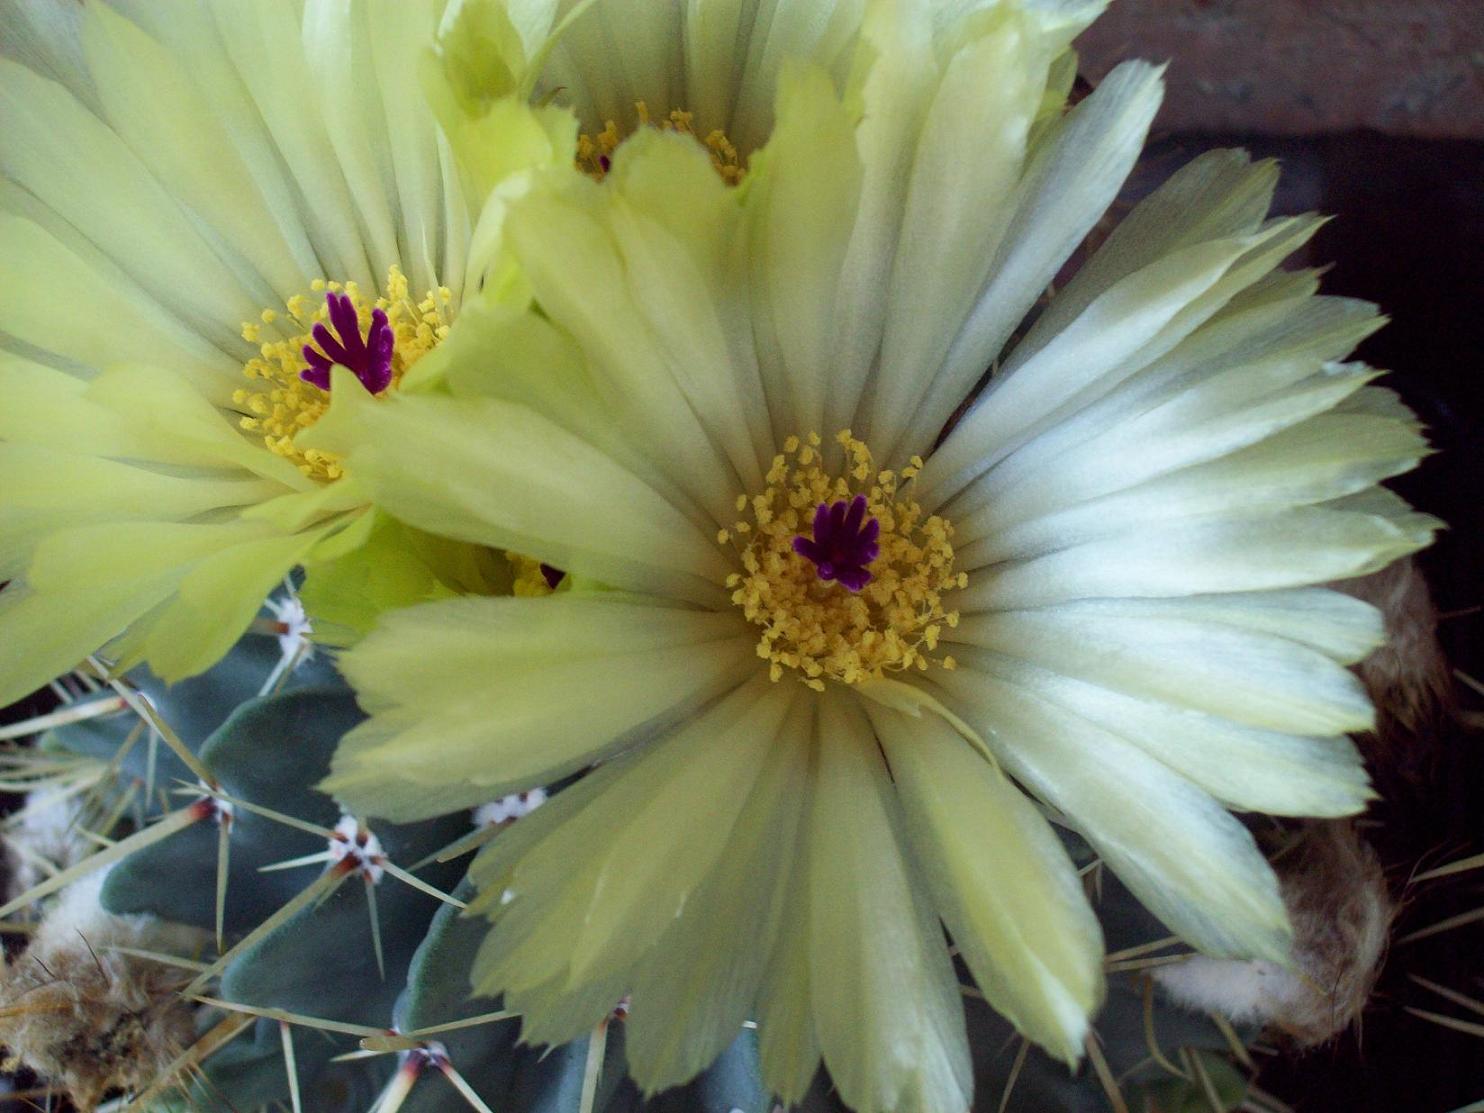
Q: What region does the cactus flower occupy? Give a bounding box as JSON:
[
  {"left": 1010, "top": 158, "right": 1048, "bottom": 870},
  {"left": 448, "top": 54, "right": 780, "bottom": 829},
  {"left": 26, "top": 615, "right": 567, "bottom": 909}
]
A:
[
  {"left": 0, "top": 0, "right": 578, "bottom": 704},
  {"left": 308, "top": 2, "right": 1439, "bottom": 1111}
]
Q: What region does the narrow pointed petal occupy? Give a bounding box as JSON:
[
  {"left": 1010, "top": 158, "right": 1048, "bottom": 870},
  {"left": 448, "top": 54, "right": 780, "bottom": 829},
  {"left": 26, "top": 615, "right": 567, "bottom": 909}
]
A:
[
  {"left": 934, "top": 669, "right": 1292, "bottom": 963},
  {"left": 328, "top": 595, "right": 754, "bottom": 821},
  {"left": 807, "top": 693, "right": 972, "bottom": 1113},
  {"left": 871, "top": 703, "right": 1103, "bottom": 1065}
]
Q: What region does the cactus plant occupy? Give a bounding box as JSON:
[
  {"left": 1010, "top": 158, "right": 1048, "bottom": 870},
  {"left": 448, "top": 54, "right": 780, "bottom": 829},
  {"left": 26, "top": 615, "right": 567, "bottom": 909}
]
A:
[{"left": 0, "top": 607, "right": 1263, "bottom": 1112}]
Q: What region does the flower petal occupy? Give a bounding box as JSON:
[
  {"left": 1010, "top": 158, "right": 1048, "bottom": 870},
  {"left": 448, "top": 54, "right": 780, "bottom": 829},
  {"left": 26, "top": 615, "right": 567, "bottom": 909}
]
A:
[
  {"left": 956, "top": 370, "right": 1429, "bottom": 564},
  {"left": 81, "top": 2, "right": 311, "bottom": 301},
  {"left": 823, "top": 0, "right": 936, "bottom": 437},
  {"left": 472, "top": 678, "right": 792, "bottom": 1002},
  {"left": 1015, "top": 148, "right": 1281, "bottom": 361},
  {"left": 899, "top": 60, "right": 1164, "bottom": 462},
  {"left": 933, "top": 668, "right": 1291, "bottom": 962},
  {"left": 745, "top": 61, "right": 861, "bottom": 439},
  {"left": 864, "top": 9, "right": 1053, "bottom": 448},
  {"left": 950, "top": 646, "right": 1373, "bottom": 818},
  {"left": 202, "top": 0, "right": 376, "bottom": 287},
  {"left": 952, "top": 606, "right": 1375, "bottom": 735},
  {"left": 921, "top": 226, "right": 1296, "bottom": 510},
  {"left": 754, "top": 783, "right": 822, "bottom": 1105},
  {"left": 949, "top": 280, "right": 1385, "bottom": 532},
  {"left": 0, "top": 215, "right": 242, "bottom": 394},
  {"left": 0, "top": 444, "right": 281, "bottom": 563},
  {"left": 501, "top": 169, "right": 749, "bottom": 526},
  {"left": 0, "top": 519, "right": 282, "bottom": 705},
  {"left": 305, "top": 376, "right": 734, "bottom": 605},
  {"left": 956, "top": 501, "right": 1439, "bottom": 613},
  {"left": 141, "top": 530, "right": 324, "bottom": 682},
  {"left": 870, "top": 702, "right": 1103, "bottom": 1065},
  {"left": 625, "top": 696, "right": 813, "bottom": 1092},
  {"left": 0, "top": 55, "right": 261, "bottom": 346},
  {"left": 326, "top": 594, "right": 755, "bottom": 821},
  {"left": 807, "top": 691, "right": 972, "bottom": 1113}
]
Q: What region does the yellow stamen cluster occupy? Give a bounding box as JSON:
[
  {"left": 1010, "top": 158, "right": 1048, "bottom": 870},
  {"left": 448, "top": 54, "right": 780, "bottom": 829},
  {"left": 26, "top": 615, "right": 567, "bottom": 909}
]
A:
[
  {"left": 508, "top": 553, "right": 563, "bottom": 597},
  {"left": 577, "top": 101, "right": 744, "bottom": 184},
  {"left": 233, "top": 266, "right": 452, "bottom": 482},
  {"left": 723, "top": 431, "right": 966, "bottom": 692}
]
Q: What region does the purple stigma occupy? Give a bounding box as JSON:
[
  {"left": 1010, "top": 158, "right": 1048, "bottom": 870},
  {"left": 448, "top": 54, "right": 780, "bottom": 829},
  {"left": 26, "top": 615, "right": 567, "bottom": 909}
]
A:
[
  {"left": 539, "top": 563, "right": 566, "bottom": 590},
  {"left": 792, "top": 494, "right": 880, "bottom": 592},
  {"left": 299, "top": 291, "right": 395, "bottom": 395}
]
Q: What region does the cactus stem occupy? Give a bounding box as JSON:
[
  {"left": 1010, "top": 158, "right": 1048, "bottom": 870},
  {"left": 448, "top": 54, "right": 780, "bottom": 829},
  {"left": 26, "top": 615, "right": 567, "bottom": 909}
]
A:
[
  {"left": 117, "top": 1009, "right": 256, "bottom": 1112},
  {"left": 579, "top": 1020, "right": 609, "bottom": 1113},
  {"left": 185, "top": 861, "right": 353, "bottom": 995},
  {"left": 280, "top": 1020, "right": 303, "bottom": 1113},
  {"left": 0, "top": 694, "right": 128, "bottom": 740},
  {"left": 91, "top": 657, "right": 217, "bottom": 790},
  {"left": 1084, "top": 1033, "right": 1129, "bottom": 1113},
  {"left": 189, "top": 993, "right": 390, "bottom": 1038},
  {"left": 366, "top": 876, "right": 386, "bottom": 981},
  {"left": 0, "top": 797, "right": 213, "bottom": 920}
]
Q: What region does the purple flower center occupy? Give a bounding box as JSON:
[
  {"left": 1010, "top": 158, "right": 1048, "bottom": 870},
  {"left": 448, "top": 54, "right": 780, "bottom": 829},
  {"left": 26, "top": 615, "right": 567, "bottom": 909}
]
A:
[
  {"left": 299, "top": 291, "right": 395, "bottom": 394},
  {"left": 792, "top": 494, "right": 880, "bottom": 592}
]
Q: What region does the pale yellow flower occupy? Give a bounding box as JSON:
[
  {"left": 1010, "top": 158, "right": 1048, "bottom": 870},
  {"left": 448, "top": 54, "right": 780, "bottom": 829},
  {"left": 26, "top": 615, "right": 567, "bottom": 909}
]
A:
[
  {"left": 0, "top": 0, "right": 557, "bottom": 702},
  {"left": 306, "top": 3, "right": 1437, "bottom": 1111}
]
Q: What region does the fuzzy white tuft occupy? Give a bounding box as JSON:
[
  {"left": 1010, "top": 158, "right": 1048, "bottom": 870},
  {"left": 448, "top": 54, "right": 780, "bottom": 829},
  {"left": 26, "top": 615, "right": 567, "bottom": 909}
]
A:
[
  {"left": 473, "top": 788, "right": 548, "bottom": 827},
  {"left": 1157, "top": 821, "right": 1392, "bottom": 1046},
  {"left": 0, "top": 872, "right": 210, "bottom": 1110}
]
